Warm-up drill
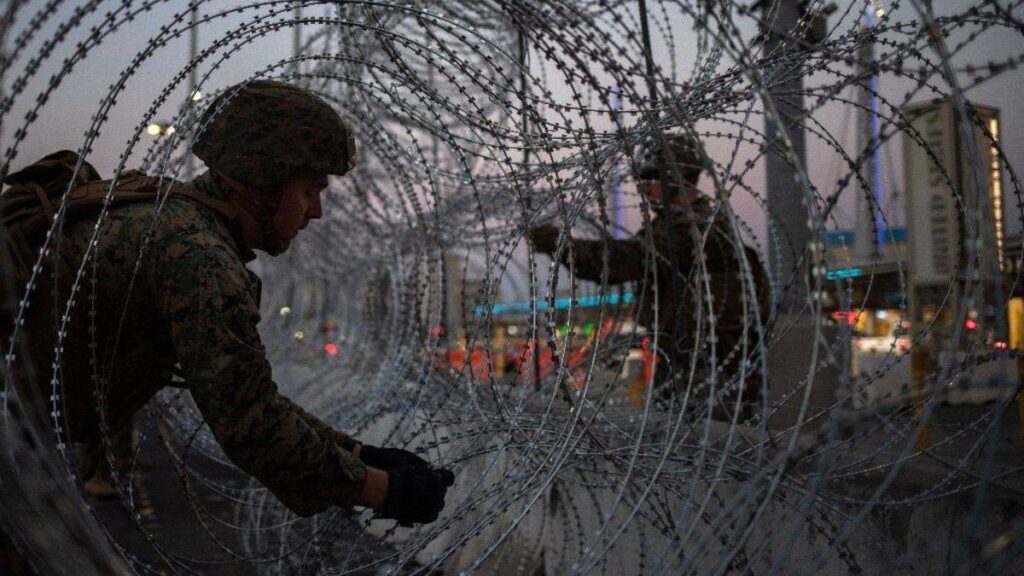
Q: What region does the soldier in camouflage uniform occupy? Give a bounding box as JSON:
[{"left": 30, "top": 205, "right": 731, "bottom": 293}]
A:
[
  {"left": 13, "top": 80, "right": 452, "bottom": 523},
  {"left": 528, "top": 134, "right": 769, "bottom": 420}
]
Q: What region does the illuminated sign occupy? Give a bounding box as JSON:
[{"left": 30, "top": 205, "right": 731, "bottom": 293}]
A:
[
  {"left": 826, "top": 267, "right": 863, "bottom": 280},
  {"left": 472, "top": 292, "right": 636, "bottom": 315}
]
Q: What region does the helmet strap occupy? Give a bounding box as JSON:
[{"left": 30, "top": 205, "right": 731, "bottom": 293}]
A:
[
  {"left": 251, "top": 183, "right": 288, "bottom": 255},
  {"left": 213, "top": 171, "right": 287, "bottom": 255}
]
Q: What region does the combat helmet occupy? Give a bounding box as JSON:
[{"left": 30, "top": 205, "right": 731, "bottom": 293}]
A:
[
  {"left": 635, "top": 132, "right": 705, "bottom": 191},
  {"left": 194, "top": 79, "right": 357, "bottom": 187}
]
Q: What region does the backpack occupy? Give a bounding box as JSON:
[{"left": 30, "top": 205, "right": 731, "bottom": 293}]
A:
[
  {"left": 1, "top": 150, "right": 237, "bottom": 290},
  {"left": 0, "top": 151, "right": 240, "bottom": 429}
]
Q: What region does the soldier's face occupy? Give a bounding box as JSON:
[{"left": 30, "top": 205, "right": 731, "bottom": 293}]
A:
[{"left": 268, "top": 173, "right": 329, "bottom": 253}]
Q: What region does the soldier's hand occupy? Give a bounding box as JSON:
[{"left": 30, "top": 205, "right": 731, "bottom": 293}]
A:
[
  {"left": 359, "top": 445, "right": 428, "bottom": 471},
  {"left": 378, "top": 465, "right": 455, "bottom": 526},
  {"left": 527, "top": 224, "right": 559, "bottom": 255}
]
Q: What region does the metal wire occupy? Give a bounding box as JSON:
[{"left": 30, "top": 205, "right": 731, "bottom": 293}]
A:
[{"left": 1, "top": 0, "right": 1023, "bottom": 574}]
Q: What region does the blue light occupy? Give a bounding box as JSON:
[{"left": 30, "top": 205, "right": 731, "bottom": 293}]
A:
[
  {"left": 473, "top": 292, "right": 636, "bottom": 315},
  {"left": 826, "top": 268, "right": 863, "bottom": 280}
]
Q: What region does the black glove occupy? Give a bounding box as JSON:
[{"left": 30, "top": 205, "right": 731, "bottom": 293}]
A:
[
  {"left": 379, "top": 465, "right": 456, "bottom": 526},
  {"left": 359, "top": 444, "right": 429, "bottom": 471}
]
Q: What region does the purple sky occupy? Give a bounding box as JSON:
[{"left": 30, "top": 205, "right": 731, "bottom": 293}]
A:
[{"left": 4, "top": 0, "right": 1021, "bottom": 270}]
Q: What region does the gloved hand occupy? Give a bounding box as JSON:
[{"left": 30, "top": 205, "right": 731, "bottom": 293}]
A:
[
  {"left": 379, "top": 465, "right": 455, "bottom": 526},
  {"left": 359, "top": 445, "right": 429, "bottom": 471},
  {"left": 527, "top": 224, "right": 559, "bottom": 255}
]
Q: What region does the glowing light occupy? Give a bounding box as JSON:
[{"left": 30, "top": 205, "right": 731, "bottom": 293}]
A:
[
  {"left": 832, "top": 311, "right": 859, "bottom": 326},
  {"left": 293, "top": 331, "right": 304, "bottom": 341},
  {"left": 279, "top": 306, "right": 292, "bottom": 317},
  {"left": 324, "top": 342, "right": 338, "bottom": 356},
  {"left": 989, "top": 117, "right": 1004, "bottom": 270},
  {"left": 473, "top": 292, "right": 635, "bottom": 315},
  {"left": 995, "top": 341, "right": 1008, "bottom": 350},
  {"left": 191, "top": 90, "right": 204, "bottom": 101},
  {"left": 145, "top": 123, "right": 161, "bottom": 136},
  {"left": 164, "top": 125, "right": 175, "bottom": 135},
  {"left": 965, "top": 319, "right": 978, "bottom": 330},
  {"left": 507, "top": 325, "right": 519, "bottom": 336},
  {"left": 826, "top": 267, "right": 863, "bottom": 280}
]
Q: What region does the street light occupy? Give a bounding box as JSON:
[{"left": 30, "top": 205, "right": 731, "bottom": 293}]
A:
[{"left": 145, "top": 121, "right": 175, "bottom": 136}]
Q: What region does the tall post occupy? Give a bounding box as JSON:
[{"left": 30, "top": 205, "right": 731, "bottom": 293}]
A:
[
  {"left": 757, "top": 0, "right": 848, "bottom": 430},
  {"left": 761, "top": 0, "right": 814, "bottom": 311},
  {"left": 188, "top": 5, "right": 198, "bottom": 100},
  {"left": 518, "top": 26, "right": 541, "bottom": 392},
  {"left": 185, "top": 4, "right": 199, "bottom": 180},
  {"left": 637, "top": 0, "right": 659, "bottom": 107},
  {"left": 855, "top": 5, "right": 885, "bottom": 259},
  {"left": 293, "top": 3, "right": 302, "bottom": 74},
  {"left": 611, "top": 86, "right": 624, "bottom": 239}
]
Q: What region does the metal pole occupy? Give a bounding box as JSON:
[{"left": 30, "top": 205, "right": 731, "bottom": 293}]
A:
[
  {"left": 186, "top": 4, "right": 198, "bottom": 180},
  {"left": 188, "top": 6, "right": 198, "bottom": 97},
  {"left": 855, "top": 5, "right": 885, "bottom": 258},
  {"left": 516, "top": 25, "right": 540, "bottom": 389},
  {"left": 293, "top": 3, "right": 302, "bottom": 74},
  {"left": 611, "top": 86, "right": 624, "bottom": 239},
  {"left": 761, "top": 0, "right": 811, "bottom": 311},
  {"left": 637, "top": 0, "right": 658, "bottom": 107}
]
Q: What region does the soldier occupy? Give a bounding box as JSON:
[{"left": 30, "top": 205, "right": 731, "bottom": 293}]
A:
[
  {"left": 527, "top": 133, "right": 769, "bottom": 420},
  {"left": 7, "top": 80, "right": 453, "bottom": 525}
]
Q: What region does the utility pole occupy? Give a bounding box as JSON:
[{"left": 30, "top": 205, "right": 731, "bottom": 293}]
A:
[
  {"left": 518, "top": 25, "right": 542, "bottom": 392},
  {"left": 761, "top": 0, "right": 808, "bottom": 310},
  {"left": 756, "top": 0, "right": 841, "bottom": 429},
  {"left": 611, "top": 85, "right": 624, "bottom": 239},
  {"left": 758, "top": 0, "right": 833, "bottom": 311},
  {"left": 186, "top": 4, "right": 199, "bottom": 180},
  {"left": 293, "top": 3, "right": 302, "bottom": 74}
]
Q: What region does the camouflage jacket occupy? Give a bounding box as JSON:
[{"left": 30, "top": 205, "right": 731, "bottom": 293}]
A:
[
  {"left": 561, "top": 197, "right": 769, "bottom": 364},
  {"left": 19, "top": 170, "right": 366, "bottom": 516}
]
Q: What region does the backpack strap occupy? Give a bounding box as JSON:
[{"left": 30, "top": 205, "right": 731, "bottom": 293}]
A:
[
  {"left": 2, "top": 150, "right": 103, "bottom": 233},
  {"left": 62, "top": 173, "right": 240, "bottom": 225},
  {"left": 168, "top": 185, "right": 240, "bottom": 224},
  {"left": 3, "top": 150, "right": 101, "bottom": 188},
  {"left": 31, "top": 182, "right": 55, "bottom": 224}
]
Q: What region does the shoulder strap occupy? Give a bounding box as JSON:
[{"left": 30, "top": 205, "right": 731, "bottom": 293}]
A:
[
  {"left": 61, "top": 173, "right": 240, "bottom": 225},
  {"left": 1, "top": 150, "right": 103, "bottom": 233}
]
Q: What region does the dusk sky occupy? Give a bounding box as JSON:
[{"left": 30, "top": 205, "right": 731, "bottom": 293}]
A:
[{"left": 4, "top": 0, "right": 1021, "bottom": 257}]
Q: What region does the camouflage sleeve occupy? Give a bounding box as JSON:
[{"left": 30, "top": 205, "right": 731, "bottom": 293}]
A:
[
  {"left": 149, "top": 231, "right": 367, "bottom": 517},
  {"left": 285, "top": 399, "right": 359, "bottom": 452},
  {"left": 563, "top": 237, "right": 645, "bottom": 284},
  {"left": 650, "top": 215, "right": 696, "bottom": 279}
]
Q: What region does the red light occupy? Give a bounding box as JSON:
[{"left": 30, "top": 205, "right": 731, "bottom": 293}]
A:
[
  {"left": 965, "top": 319, "right": 978, "bottom": 330},
  {"left": 324, "top": 342, "right": 339, "bottom": 356},
  {"left": 831, "top": 311, "right": 858, "bottom": 326},
  {"left": 995, "top": 341, "right": 1008, "bottom": 350}
]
